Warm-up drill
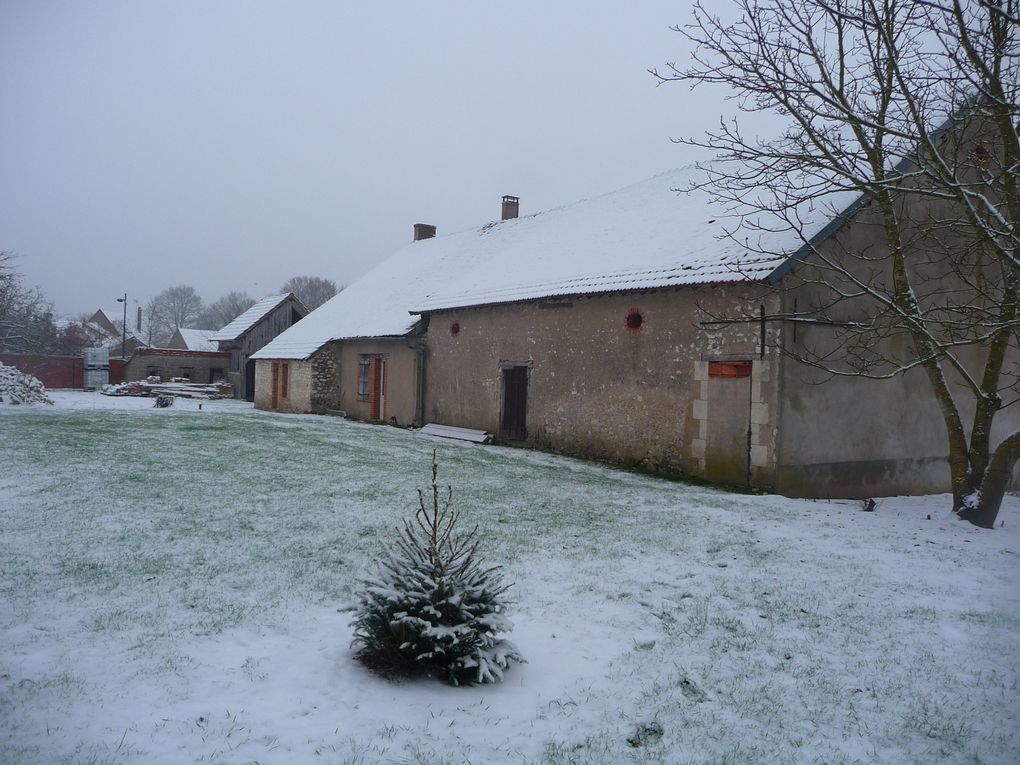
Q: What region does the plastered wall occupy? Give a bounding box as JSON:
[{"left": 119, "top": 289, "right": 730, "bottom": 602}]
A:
[
  {"left": 776, "top": 190, "right": 1020, "bottom": 497},
  {"left": 291, "top": 339, "right": 421, "bottom": 424}
]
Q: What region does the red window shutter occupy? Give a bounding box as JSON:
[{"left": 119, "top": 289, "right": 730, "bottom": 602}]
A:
[
  {"left": 280, "top": 362, "right": 289, "bottom": 398},
  {"left": 369, "top": 357, "right": 380, "bottom": 419}
]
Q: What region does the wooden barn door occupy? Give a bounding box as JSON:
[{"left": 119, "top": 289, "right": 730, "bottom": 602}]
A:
[
  {"left": 704, "top": 360, "right": 752, "bottom": 486},
  {"left": 500, "top": 365, "right": 529, "bottom": 441},
  {"left": 245, "top": 359, "right": 256, "bottom": 401}
]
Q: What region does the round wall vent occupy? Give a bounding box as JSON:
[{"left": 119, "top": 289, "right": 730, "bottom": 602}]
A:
[{"left": 625, "top": 308, "right": 644, "bottom": 333}]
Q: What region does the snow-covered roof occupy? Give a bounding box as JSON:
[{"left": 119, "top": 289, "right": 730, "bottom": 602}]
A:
[
  {"left": 252, "top": 167, "right": 851, "bottom": 361},
  {"left": 89, "top": 309, "right": 119, "bottom": 332},
  {"left": 176, "top": 328, "right": 219, "bottom": 351},
  {"left": 210, "top": 294, "right": 294, "bottom": 341},
  {"left": 88, "top": 307, "right": 150, "bottom": 344},
  {"left": 82, "top": 321, "right": 113, "bottom": 339}
]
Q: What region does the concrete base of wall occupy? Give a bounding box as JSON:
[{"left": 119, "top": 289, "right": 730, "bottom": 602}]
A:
[{"left": 777, "top": 456, "right": 949, "bottom": 498}]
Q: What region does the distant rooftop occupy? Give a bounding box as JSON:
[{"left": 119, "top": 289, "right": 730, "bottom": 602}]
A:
[{"left": 175, "top": 328, "right": 219, "bottom": 352}]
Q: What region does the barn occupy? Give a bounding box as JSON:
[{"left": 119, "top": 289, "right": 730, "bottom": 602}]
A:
[
  {"left": 252, "top": 166, "right": 1018, "bottom": 497},
  {"left": 210, "top": 293, "right": 307, "bottom": 400}
]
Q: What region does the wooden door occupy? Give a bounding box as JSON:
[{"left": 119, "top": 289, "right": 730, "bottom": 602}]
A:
[
  {"left": 245, "top": 359, "right": 256, "bottom": 401},
  {"left": 500, "top": 366, "right": 528, "bottom": 441}
]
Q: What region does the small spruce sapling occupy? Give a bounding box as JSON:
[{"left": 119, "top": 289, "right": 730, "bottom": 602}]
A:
[{"left": 351, "top": 451, "right": 522, "bottom": 685}]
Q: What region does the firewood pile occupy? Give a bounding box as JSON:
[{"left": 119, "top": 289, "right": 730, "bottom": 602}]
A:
[
  {"left": 102, "top": 380, "right": 233, "bottom": 400},
  {"left": 0, "top": 362, "right": 53, "bottom": 405}
]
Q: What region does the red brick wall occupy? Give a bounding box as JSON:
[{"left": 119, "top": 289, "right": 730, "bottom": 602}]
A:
[{"left": 0, "top": 354, "right": 84, "bottom": 389}]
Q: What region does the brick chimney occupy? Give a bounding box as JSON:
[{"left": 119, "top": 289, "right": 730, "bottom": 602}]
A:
[
  {"left": 413, "top": 223, "right": 437, "bottom": 241},
  {"left": 501, "top": 195, "right": 519, "bottom": 221},
  {"left": 136, "top": 306, "right": 142, "bottom": 333}
]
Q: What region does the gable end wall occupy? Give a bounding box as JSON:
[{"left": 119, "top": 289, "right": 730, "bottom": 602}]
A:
[{"left": 774, "top": 181, "right": 1020, "bottom": 497}]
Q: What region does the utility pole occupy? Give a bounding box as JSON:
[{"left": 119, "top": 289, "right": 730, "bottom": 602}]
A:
[{"left": 116, "top": 293, "right": 127, "bottom": 359}]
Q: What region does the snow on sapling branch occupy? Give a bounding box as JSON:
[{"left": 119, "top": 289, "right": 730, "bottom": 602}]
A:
[{"left": 350, "top": 450, "right": 522, "bottom": 685}]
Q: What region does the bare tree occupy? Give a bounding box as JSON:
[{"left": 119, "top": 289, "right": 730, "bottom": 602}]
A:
[
  {"left": 143, "top": 297, "right": 166, "bottom": 347},
  {"left": 280, "top": 275, "right": 340, "bottom": 311},
  {"left": 54, "top": 321, "right": 93, "bottom": 355},
  {"left": 147, "top": 285, "right": 204, "bottom": 347},
  {"left": 193, "top": 291, "right": 256, "bottom": 330},
  {"left": 652, "top": 0, "right": 1019, "bottom": 527},
  {"left": 0, "top": 252, "right": 60, "bottom": 354}
]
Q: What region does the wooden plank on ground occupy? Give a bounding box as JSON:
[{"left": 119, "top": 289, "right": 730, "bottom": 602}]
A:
[{"left": 419, "top": 423, "right": 494, "bottom": 444}]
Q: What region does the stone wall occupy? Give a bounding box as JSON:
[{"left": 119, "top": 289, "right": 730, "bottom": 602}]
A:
[
  {"left": 257, "top": 340, "right": 419, "bottom": 423},
  {"left": 423, "top": 286, "right": 780, "bottom": 485},
  {"left": 310, "top": 345, "right": 341, "bottom": 413},
  {"left": 125, "top": 350, "right": 229, "bottom": 385},
  {"left": 254, "top": 359, "right": 313, "bottom": 413}
]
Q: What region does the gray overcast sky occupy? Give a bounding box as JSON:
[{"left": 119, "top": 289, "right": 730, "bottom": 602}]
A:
[{"left": 1, "top": 1, "right": 746, "bottom": 317}]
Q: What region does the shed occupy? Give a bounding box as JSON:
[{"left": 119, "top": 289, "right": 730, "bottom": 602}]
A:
[{"left": 210, "top": 293, "right": 307, "bottom": 400}]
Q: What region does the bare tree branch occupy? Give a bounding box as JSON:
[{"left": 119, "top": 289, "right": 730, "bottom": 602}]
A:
[{"left": 656, "top": 0, "right": 1019, "bottom": 527}]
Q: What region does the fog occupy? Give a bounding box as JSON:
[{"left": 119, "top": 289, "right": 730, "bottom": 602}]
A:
[{"left": 1, "top": 1, "right": 757, "bottom": 316}]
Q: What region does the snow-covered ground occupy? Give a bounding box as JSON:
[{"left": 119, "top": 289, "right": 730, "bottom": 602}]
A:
[{"left": 1, "top": 392, "right": 1017, "bottom": 764}]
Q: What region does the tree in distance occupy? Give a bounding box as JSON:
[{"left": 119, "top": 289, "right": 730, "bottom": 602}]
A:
[
  {"left": 281, "top": 275, "right": 341, "bottom": 312},
  {"left": 0, "top": 251, "right": 61, "bottom": 354},
  {"left": 146, "top": 285, "right": 204, "bottom": 347},
  {"left": 194, "top": 291, "right": 256, "bottom": 330}
]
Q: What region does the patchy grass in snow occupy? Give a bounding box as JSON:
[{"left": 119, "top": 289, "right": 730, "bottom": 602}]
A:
[{"left": 0, "top": 391, "right": 1018, "bottom": 764}]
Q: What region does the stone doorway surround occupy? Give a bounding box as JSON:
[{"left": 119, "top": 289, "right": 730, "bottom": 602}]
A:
[{"left": 689, "top": 358, "right": 772, "bottom": 484}]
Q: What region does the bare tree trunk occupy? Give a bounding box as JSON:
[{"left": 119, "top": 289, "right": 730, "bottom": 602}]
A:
[
  {"left": 652, "top": 0, "right": 1019, "bottom": 528},
  {"left": 958, "top": 431, "right": 1020, "bottom": 528}
]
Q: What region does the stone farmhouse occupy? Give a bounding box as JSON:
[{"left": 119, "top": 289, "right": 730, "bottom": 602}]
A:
[{"left": 251, "top": 165, "right": 1017, "bottom": 498}]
